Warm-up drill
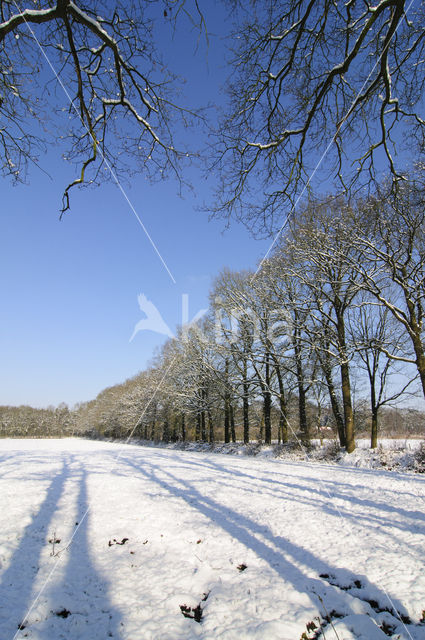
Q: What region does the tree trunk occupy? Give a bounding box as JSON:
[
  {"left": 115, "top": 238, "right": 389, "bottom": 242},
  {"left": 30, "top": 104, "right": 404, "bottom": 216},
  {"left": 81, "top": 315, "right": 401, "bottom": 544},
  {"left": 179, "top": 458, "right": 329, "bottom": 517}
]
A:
[
  {"left": 340, "top": 361, "right": 355, "bottom": 451},
  {"left": 337, "top": 315, "right": 355, "bottom": 452},
  {"left": 243, "top": 381, "right": 250, "bottom": 444},
  {"left": 201, "top": 384, "right": 207, "bottom": 441},
  {"left": 208, "top": 409, "right": 214, "bottom": 443},
  {"left": 263, "top": 393, "right": 272, "bottom": 444},
  {"left": 298, "top": 383, "right": 308, "bottom": 441},
  {"left": 224, "top": 396, "right": 230, "bottom": 443},
  {"left": 150, "top": 403, "right": 157, "bottom": 441},
  {"left": 181, "top": 413, "right": 186, "bottom": 442},
  {"left": 370, "top": 380, "right": 378, "bottom": 449},
  {"left": 162, "top": 419, "right": 169, "bottom": 443},
  {"left": 370, "top": 407, "right": 378, "bottom": 449},
  {"left": 293, "top": 325, "right": 309, "bottom": 440},
  {"left": 201, "top": 409, "right": 206, "bottom": 442},
  {"left": 150, "top": 420, "right": 156, "bottom": 441},
  {"left": 230, "top": 404, "right": 236, "bottom": 442},
  {"left": 320, "top": 353, "right": 346, "bottom": 447},
  {"left": 273, "top": 358, "right": 288, "bottom": 443},
  {"left": 264, "top": 352, "right": 272, "bottom": 444},
  {"left": 196, "top": 412, "right": 201, "bottom": 441},
  {"left": 278, "top": 401, "right": 287, "bottom": 444},
  {"left": 224, "top": 359, "right": 231, "bottom": 443}
]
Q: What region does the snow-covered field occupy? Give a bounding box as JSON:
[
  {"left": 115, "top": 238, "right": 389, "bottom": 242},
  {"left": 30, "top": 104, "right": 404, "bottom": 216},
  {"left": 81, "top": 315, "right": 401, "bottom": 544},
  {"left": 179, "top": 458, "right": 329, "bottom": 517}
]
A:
[{"left": 0, "top": 439, "right": 424, "bottom": 640}]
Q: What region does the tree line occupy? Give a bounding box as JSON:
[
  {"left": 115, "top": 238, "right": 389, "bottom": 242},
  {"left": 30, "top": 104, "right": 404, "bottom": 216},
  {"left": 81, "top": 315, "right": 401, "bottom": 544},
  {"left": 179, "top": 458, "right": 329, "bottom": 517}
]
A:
[
  {"left": 4, "top": 178, "right": 423, "bottom": 450},
  {"left": 109, "top": 179, "right": 422, "bottom": 452}
]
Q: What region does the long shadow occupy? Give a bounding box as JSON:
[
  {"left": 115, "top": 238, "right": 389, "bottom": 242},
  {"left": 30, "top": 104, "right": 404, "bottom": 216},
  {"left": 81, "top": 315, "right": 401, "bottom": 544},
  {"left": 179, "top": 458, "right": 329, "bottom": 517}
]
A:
[
  {"left": 186, "top": 455, "right": 425, "bottom": 529},
  {"left": 112, "top": 447, "right": 425, "bottom": 540},
  {"left": 140, "top": 444, "right": 425, "bottom": 500},
  {"left": 118, "top": 454, "right": 414, "bottom": 628},
  {"left": 0, "top": 452, "right": 60, "bottom": 478},
  {"left": 96, "top": 448, "right": 424, "bottom": 551},
  {"left": 93, "top": 447, "right": 425, "bottom": 559},
  {"left": 37, "top": 463, "right": 122, "bottom": 639},
  {"left": 153, "top": 461, "right": 425, "bottom": 545},
  {"left": 0, "top": 461, "right": 69, "bottom": 639},
  {"left": 120, "top": 443, "right": 425, "bottom": 508},
  {"left": 199, "top": 456, "right": 425, "bottom": 550},
  {"left": 202, "top": 460, "right": 425, "bottom": 544}
]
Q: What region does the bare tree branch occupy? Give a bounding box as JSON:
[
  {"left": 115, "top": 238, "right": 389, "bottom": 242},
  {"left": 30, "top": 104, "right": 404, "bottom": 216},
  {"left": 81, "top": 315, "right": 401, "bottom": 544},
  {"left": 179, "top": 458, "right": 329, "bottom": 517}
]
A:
[
  {"left": 0, "top": 0, "right": 201, "bottom": 211},
  {"left": 210, "top": 0, "right": 425, "bottom": 234}
]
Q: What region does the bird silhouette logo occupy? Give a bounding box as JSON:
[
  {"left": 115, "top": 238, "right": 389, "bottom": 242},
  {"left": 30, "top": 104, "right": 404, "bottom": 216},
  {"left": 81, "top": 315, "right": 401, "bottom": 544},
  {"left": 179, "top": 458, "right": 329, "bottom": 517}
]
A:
[{"left": 129, "top": 294, "right": 174, "bottom": 342}]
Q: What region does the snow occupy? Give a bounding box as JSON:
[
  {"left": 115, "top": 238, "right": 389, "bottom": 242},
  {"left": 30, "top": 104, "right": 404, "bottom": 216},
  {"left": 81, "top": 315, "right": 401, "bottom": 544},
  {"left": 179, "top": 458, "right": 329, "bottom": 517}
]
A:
[
  {"left": 123, "top": 437, "right": 425, "bottom": 473},
  {"left": 0, "top": 438, "right": 424, "bottom": 640}
]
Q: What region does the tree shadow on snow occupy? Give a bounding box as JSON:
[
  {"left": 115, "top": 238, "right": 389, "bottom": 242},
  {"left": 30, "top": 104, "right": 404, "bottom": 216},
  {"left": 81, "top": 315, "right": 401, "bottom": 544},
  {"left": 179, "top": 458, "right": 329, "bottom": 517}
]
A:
[
  {"left": 37, "top": 461, "right": 123, "bottom": 639},
  {"left": 185, "top": 455, "right": 425, "bottom": 536},
  {"left": 0, "top": 454, "right": 123, "bottom": 639},
  {"left": 0, "top": 460, "right": 69, "bottom": 638},
  {"left": 118, "top": 454, "right": 415, "bottom": 634}
]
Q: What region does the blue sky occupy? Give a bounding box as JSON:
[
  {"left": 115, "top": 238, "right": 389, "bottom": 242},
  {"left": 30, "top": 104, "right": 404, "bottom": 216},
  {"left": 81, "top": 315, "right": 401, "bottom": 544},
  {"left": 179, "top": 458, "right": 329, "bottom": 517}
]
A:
[
  {"left": 3, "top": 3, "right": 418, "bottom": 410},
  {"left": 0, "top": 4, "right": 275, "bottom": 408}
]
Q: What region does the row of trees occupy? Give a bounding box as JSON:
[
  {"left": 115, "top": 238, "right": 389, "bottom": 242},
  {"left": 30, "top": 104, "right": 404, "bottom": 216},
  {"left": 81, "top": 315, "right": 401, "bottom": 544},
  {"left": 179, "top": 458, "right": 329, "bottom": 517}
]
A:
[
  {"left": 75, "top": 178, "right": 424, "bottom": 451},
  {"left": 2, "top": 179, "right": 423, "bottom": 450},
  {"left": 0, "top": 403, "right": 76, "bottom": 438}
]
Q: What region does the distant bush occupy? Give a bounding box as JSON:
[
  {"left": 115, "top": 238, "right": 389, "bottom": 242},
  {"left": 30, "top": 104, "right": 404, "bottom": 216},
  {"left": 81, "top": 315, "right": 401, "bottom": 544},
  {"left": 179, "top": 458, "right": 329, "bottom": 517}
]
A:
[
  {"left": 413, "top": 441, "right": 425, "bottom": 473},
  {"left": 244, "top": 442, "right": 262, "bottom": 456},
  {"left": 318, "top": 440, "right": 341, "bottom": 461},
  {"left": 273, "top": 441, "right": 303, "bottom": 458},
  {"left": 83, "top": 428, "right": 101, "bottom": 440}
]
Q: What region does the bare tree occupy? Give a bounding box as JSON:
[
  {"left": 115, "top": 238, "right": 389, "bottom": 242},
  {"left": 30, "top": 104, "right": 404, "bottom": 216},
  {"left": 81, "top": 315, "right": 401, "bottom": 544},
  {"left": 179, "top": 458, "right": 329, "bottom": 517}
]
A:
[
  {"left": 212, "top": 269, "right": 257, "bottom": 443},
  {"left": 211, "top": 0, "right": 425, "bottom": 232},
  {"left": 161, "top": 322, "right": 221, "bottom": 443},
  {"left": 0, "top": 1, "right": 199, "bottom": 211},
  {"left": 352, "top": 177, "right": 425, "bottom": 397},
  {"left": 286, "top": 198, "right": 364, "bottom": 452},
  {"left": 349, "top": 301, "right": 418, "bottom": 447},
  {"left": 259, "top": 256, "right": 312, "bottom": 443}
]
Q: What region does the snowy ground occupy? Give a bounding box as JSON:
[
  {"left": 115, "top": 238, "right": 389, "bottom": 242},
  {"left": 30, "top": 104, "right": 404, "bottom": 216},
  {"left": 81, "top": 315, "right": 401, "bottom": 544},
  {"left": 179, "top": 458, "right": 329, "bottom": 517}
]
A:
[{"left": 0, "top": 439, "right": 424, "bottom": 640}]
